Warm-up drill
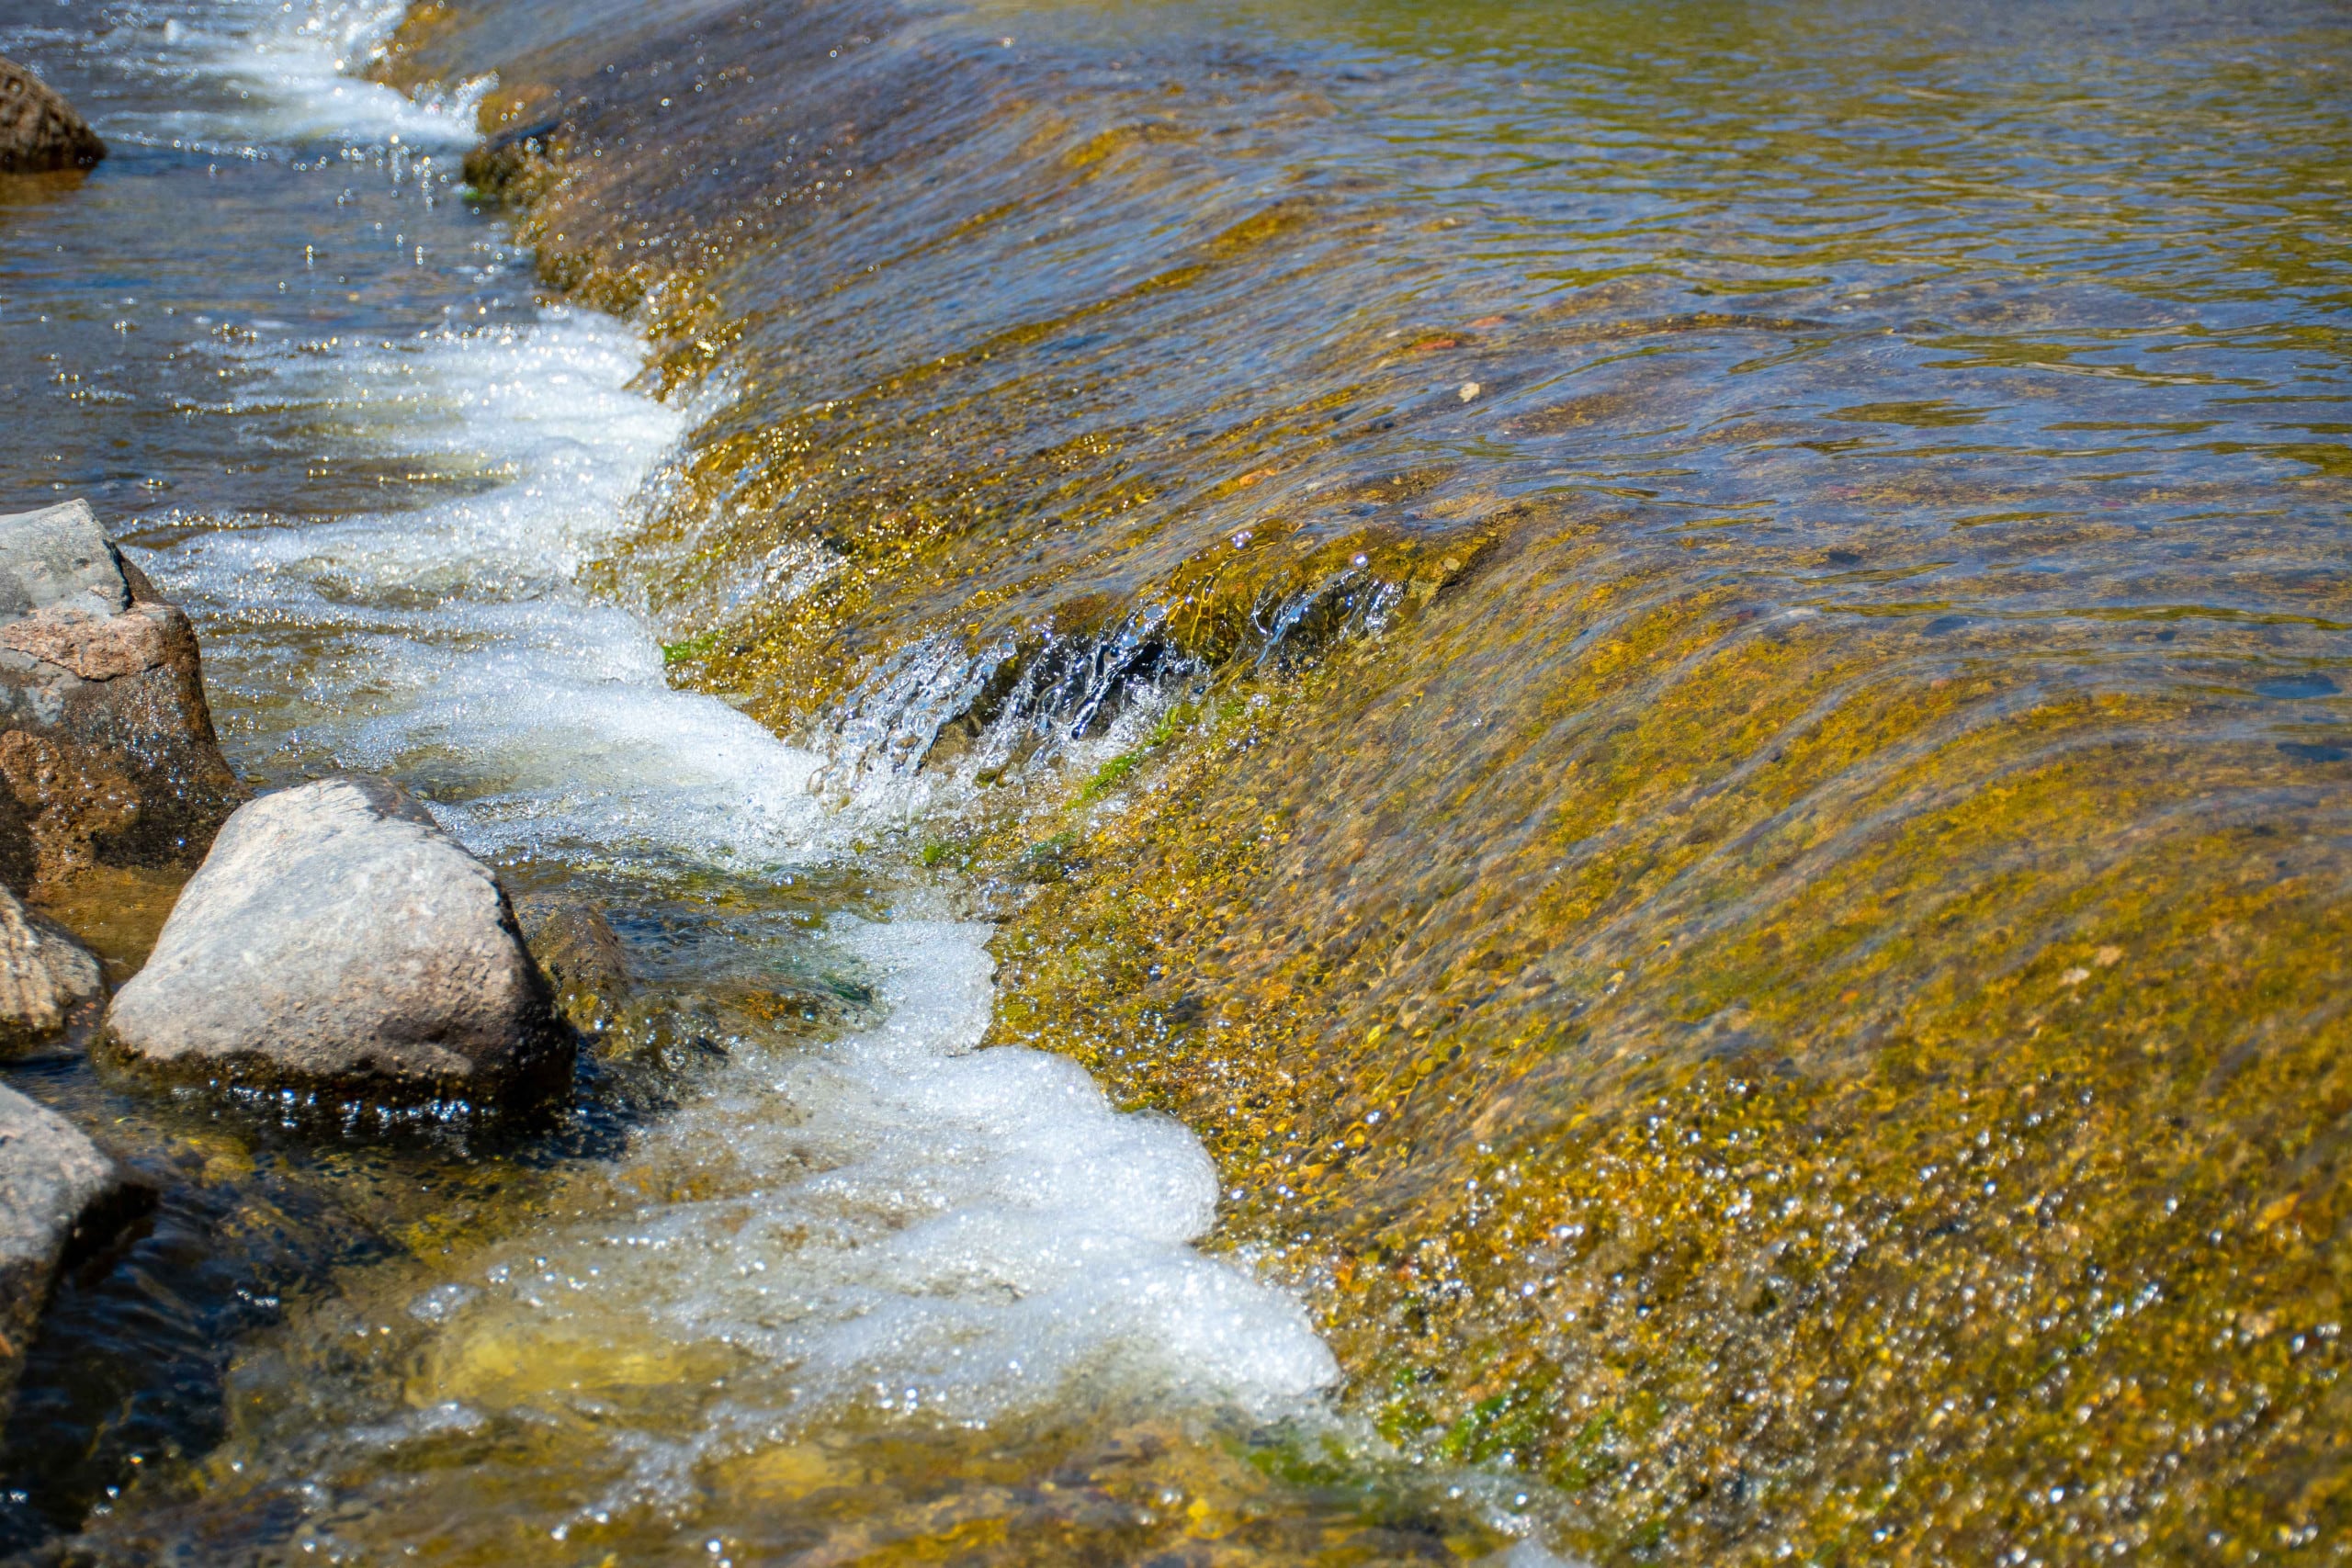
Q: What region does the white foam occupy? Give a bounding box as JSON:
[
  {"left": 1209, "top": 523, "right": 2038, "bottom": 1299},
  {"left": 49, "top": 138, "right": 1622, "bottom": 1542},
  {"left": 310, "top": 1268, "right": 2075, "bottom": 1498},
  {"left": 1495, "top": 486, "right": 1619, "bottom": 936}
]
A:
[
  {"left": 100, "top": 0, "right": 484, "bottom": 153},
  {"left": 658, "top": 916, "right": 1335, "bottom": 1416},
  {"left": 149, "top": 310, "right": 833, "bottom": 870},
  {"left": 1483, "top": 1540, "right": 1587, "bottom": 1568},
  {"left": 419, "top": 918, "right": 1335, "bottom": 1451}
]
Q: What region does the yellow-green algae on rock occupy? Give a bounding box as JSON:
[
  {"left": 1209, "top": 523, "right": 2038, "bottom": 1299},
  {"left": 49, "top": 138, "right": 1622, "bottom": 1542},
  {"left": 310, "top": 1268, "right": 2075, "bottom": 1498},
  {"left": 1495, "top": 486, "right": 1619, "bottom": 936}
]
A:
[
  {"left": 370, "top": 0, "right": 2352, "bottom": 1557},
  {"left": 988, "top": 541, "right": 2352, "bottom": 1561}
]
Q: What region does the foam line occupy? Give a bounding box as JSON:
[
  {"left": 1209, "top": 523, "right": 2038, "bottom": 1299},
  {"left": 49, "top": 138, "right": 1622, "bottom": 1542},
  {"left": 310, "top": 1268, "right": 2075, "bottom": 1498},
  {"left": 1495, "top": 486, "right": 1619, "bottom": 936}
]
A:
[
  {"left": 413, "top": 917, "right": 1336, "bottom": 1468},
  {"left": 153, "top": 310, "right": 835, "bottom": 869},
  {"left": 98, "top": 0, "right": 483, "bottom": 152}
]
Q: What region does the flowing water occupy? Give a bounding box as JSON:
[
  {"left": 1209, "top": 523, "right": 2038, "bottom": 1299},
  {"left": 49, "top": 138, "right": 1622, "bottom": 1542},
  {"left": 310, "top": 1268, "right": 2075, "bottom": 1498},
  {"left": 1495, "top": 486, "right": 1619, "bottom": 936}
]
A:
[
  {"left": 4, "top": 0, "right": 2352, "bottom": 1561},
  {"left": 0, "top": 3, "right": 1425, "bottom": 1562}
]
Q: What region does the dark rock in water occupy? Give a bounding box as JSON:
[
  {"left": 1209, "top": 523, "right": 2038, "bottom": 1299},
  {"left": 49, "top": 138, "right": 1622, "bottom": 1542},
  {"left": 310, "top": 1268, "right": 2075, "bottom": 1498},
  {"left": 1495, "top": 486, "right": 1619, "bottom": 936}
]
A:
[
  {"left": 461, "top": 116, "right": 560, "bottom": 205},
  {"left": 514, "top": 892, "right": 633, "bottom": 1040},
  {"left": 0, "top": 1084, "right": 150, "bottom": 1415},
  {"left": 0, "top": 501, "right": 245, "bottom": 899},
  {"left": 0, "top": 56, "right": 106, "bottom": 174},
  {"left": 510, "top": 893, "right": 720, "bottom": 1070},
  {"left": 0, "top": 884, "right": 102, "bottom": 1055},
  {"left": 104, "top": 776, "right": 571, "bottom": 1109}
]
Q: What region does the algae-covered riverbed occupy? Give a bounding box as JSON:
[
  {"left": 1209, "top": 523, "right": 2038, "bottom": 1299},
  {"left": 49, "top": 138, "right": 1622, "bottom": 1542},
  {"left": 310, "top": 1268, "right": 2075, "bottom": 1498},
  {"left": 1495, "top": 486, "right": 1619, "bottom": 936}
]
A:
[{"left": 4, "top": 0, "right": 2352, "bottom": 1561}]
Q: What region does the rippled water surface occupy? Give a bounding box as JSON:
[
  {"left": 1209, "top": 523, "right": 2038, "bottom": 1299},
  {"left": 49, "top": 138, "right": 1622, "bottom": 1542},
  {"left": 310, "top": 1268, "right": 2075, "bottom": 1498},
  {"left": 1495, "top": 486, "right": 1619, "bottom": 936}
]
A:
[
  {"left": 0, "top": 3, "right": 1413, "bottom": 1562},
  {"left": 4, "top": 0, "right": 2351, "bottom": 1561}
]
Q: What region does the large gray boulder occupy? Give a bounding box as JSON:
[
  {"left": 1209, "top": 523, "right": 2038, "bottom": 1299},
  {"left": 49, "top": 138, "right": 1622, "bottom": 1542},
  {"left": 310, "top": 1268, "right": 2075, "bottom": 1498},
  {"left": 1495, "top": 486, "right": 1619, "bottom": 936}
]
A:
[
  {"left": 0, "top": 501, "right": 244, "bottom": 899},
  {"left": 0, "top": 883, "right": 102, "bottom": 1055},
  {"left": 0, "top": 56, "right": 105, "bottom": 174},
  {"left": 105, "top": 777, "right": 571, "bottom": 1108},
  {"left": 0, "top": 1085, "right": 148, "bottom": 1412}
]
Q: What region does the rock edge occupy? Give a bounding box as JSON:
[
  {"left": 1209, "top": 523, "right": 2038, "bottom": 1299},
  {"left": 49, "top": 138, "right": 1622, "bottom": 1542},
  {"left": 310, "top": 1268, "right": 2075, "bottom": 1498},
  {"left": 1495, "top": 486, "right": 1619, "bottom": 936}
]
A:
[
  {"left": 0, "top": 500, "right": 246, "bottom": 898},
  {"left": 0, "top": 1084, "right": 151, "bottom": 1415},
  {"left": 104, "top": 775, "right": 571, "bottom": 1111},
  {"left": 0, "top": 55, "right": 106, "bottom": 174}
]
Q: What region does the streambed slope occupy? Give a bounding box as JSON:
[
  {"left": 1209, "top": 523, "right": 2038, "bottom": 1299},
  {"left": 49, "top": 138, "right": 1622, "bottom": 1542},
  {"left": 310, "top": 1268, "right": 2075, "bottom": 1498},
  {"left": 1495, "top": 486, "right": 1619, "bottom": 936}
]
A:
[{"left": 383, "top": 0, "right": 2352, "bottom": 1558}]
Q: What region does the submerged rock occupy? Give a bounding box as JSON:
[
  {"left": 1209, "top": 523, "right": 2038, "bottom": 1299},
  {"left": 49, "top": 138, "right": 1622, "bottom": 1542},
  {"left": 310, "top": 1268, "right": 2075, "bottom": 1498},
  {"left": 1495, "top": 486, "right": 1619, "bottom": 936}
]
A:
[
  {"left": 514, "top": 892, "right": 633, "bottom": 1040},
  {"left": 460, "top": 114, "right": 561, "bottom": 206},
  {"left": 105, "top": 776, "right": 571, "bottom": 1108},
  {"left": 0, "top": 884, "right": 102, "bottom": 1055},
  {"left": 510, "top": 893, "right": 735, "bottom": 1076},
  {"left": 0, "top": 501, "right": 244, "bottom": 898},
  {"left": 0, "top": 1085, "right": 149, "bottom": 1413},
  {"left": 0, "top": 56, "right": 106, "bottom": 174}
]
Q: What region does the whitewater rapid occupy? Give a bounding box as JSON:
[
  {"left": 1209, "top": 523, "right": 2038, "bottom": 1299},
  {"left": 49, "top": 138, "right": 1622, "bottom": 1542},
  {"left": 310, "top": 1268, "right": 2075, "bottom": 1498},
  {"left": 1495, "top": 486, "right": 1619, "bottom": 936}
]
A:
[{"left": 120, "top": 0, "right": 1340, "bottom": 1461}]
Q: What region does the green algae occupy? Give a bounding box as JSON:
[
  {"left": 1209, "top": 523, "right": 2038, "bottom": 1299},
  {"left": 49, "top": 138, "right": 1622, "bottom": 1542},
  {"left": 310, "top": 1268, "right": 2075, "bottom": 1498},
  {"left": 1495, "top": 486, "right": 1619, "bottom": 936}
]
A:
[
  {"left": 360, "top": 0, "right": 2352, "bottom": 1557},
  {"left": 979, "top": 524, "right": 2352, "bottom": 1559},
  {"left": 659, "top": 628, "right": 723, "bottom": 666}
]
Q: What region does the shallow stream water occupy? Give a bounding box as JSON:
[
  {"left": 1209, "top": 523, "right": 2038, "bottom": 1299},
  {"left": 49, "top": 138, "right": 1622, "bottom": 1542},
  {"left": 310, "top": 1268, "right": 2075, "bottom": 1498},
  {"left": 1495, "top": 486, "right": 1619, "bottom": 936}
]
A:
[
  {"left": 0, "top": 3, "right": 1440, "bottom": 1562},
  {"left": 6, "top": 0, "right": 2352, "bottom": 1561}
]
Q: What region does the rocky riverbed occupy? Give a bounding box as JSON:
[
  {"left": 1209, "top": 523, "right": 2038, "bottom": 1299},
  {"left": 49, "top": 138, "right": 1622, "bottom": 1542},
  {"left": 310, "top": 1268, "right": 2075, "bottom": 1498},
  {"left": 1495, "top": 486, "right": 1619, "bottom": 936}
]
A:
[{"left": 0, "top": 496, "right": 571, "bottom": 1421}]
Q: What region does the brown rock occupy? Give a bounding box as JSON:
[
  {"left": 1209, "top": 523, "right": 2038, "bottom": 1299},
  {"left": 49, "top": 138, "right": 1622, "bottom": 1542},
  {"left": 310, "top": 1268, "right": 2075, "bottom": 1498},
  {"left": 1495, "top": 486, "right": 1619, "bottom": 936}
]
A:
[
  {"left": 511, "top": 893, "right": 736, "bottom": 1072},
  {"left": 514, "top": 893, "right": 634, "bottom": 1038},
  {"left": 0, "top": 56, "right": 105, "bottom": 175},
  {"left": 0, "top": 1085, "right": 150, "bottom": 1413},
  {"left": 0, "top": 601, "right": 174, "bottom": 680},
  {"left": 0, "top": 884, "right": 102, "bottom": 1055},
  {"left": 0, "top": 502, "right": 244, "bottom": 899}
]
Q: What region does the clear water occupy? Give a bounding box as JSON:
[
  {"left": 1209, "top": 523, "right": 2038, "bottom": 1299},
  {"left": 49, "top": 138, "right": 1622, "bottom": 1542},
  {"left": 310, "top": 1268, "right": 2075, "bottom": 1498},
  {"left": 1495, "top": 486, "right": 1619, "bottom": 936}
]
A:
[
  {"left": 0, "top": 4, "right": 1408, "bottom": 1562},
  {"left": 11, "top": 0, "right": 2351, "bottom": 1559}
]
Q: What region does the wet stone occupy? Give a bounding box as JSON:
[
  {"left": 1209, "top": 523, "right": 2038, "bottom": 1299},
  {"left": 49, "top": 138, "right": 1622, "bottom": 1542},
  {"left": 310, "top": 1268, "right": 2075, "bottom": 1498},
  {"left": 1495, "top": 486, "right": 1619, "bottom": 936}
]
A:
[
  {"left": 459, "top": 115, "right": 560, "bottom": 205},
  {"left": 512, "top": 894, "right": 737, "bottom": 1077},
  {"left": 0, "top": 56, "right": 106, "bottom": 174},
  {"left": 0, "top": 501, "right": 245, "bottom": 898},
  {"left": 514, "top": 893, "right": 633, "bottom": 1039},
  {"left": 0, "top": 1085, "right": 149, "bottom": 1416},
  {"left": 0, "top": 883, "right": 102, "bottom": 1055},
  {"left": 104, "top": 776, "right": 571, "bottom": 1110}
]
